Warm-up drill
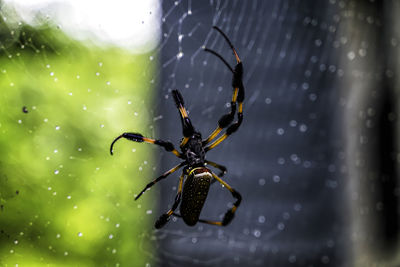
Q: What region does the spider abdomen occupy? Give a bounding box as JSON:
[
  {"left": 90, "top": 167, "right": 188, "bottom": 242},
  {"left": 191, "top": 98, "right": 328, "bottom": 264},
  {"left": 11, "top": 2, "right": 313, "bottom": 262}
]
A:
[{"left": 180, "top": 167, "right": 212, "bottom": 226}]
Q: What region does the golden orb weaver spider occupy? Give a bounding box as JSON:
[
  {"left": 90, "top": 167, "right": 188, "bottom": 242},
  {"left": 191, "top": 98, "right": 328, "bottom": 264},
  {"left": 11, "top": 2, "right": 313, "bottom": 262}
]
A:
[{"left": 110, "top": 26, "right": 244, "bottom": 229}]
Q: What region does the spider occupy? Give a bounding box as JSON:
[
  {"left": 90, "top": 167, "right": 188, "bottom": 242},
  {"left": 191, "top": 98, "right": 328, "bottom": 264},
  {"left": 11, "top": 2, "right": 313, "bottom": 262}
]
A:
[{"left": 110, "top": 26, "right": 244, "bottom": 229}]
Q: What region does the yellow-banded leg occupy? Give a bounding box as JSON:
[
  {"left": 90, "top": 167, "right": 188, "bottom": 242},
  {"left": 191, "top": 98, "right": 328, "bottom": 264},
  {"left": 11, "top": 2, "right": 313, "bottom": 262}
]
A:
[
  {"left": 110, "top": 132, "right": 182, "bottom": 158},
  {"left": 205, "top": 160, "right": 227, "bottom": 185},
  {"left": 202, "top": 26, "right": 245, "bottom": 148},
  {"left": 172, "top": 90, "right": 195, "bottom": 147},
  {"left": 134, "top": 162, "right": 185, "bottom": 201},
  {"left": 154, "top": 172, "right": 185, "bottom": 229},
  {"left": 205, "top": 100, "right": 243, "bottom": 152}
]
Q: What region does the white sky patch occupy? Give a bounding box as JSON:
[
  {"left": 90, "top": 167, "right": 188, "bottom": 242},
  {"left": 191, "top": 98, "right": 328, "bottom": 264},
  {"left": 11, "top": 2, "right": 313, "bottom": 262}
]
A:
[{"left": 3, "top": 0, "right": 161, "bottom": 53}]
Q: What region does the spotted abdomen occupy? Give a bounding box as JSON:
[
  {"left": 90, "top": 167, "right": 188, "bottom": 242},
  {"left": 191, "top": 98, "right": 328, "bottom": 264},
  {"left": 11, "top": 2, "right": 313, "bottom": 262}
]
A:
[{"left": 180, "top": 168, "right": 212, "bottom": 226}]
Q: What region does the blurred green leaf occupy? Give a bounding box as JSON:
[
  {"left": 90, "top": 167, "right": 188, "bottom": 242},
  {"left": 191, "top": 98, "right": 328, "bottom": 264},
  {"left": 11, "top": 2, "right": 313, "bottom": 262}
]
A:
[{"left": 0, "top": 13, "right": 157, "bottom": 267}]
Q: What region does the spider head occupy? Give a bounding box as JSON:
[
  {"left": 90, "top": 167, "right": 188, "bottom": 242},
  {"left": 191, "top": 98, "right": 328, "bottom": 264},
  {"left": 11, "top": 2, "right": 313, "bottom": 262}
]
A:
[{"left": 182, "top": 132, "right": 205, "bottom": 166}]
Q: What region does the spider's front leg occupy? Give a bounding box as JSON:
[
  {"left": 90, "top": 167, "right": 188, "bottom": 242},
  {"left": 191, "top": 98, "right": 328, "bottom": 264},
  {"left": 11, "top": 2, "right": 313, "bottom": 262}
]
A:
[
  {"left": 110, "top": 132, "right": 182, "bottom": 158},
  {"left": 172, "top": 89, "right": 195, "bottom": 147},
  {"left": 202, "top": 26, "right": 245, "bottom": 150},
  {"left": 205, "top": 61, "right": 244, "bottom": 151}
]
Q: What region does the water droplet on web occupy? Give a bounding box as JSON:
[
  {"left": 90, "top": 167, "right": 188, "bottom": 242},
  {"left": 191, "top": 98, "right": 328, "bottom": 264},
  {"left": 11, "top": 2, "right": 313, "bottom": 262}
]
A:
[
  {"left": 321, "top": 255, "right": 330, "bottom": 264},
  {"left": 115, "top": 223, "right": 120, "bottom": 228},
  {"left": 347, "top": 51, "right": 355, "bottom": 60},
  {"left": 276, "top": 128, "right": 284, "bottom": 135},
  {"left": 54, "top": 170, "right": 59, "bottom": 175},
  {"left": 109, "top": 234, "right": 114, "bottom": 239},
  {"left": 77, "top": 232, "right": 83, "bottom": 237},
  {"left": 146, "top": 210, "right": 152, "bottom": 214},
  {"left": 55, "top": 126, "right": 60, "bottom": 130},
  {"left": 273, "top": 175, "right": 281, "bottom": 183},
  {"left": 54, "top": 149, "right": 58, "bottom": 153},
  {"left": 50, "top": 72, "right": 54, "bottom": 76},
  {"left": 14, "top": 239, "right": 18, "bottom": 244},
  {"left": 258, "top": 215, "right": 266, "bottom": 223},
  {"left": 176, "top": 51, "right": 184, "bottom": 59},
  {"left": 288, "top": 254, "right": 297, "bottom": 263},
  {"left": 294, "top": 203, "right": 302, "bottom": 211},
  {"left": 95, "top": 72, "right": 100, "bottom": 76},
  {"left": 299, "top": 124, "right": 308, "bottom": 132}
]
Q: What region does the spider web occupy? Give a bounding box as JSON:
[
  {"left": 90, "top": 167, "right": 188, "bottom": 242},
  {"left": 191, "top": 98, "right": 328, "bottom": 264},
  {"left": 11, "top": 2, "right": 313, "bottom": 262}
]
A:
[
  {"left": 142, "top": 1, "right": 352, "bottom": 266},
  {"left": 3, "top": 0, "right": 399, "bottom": 266}
]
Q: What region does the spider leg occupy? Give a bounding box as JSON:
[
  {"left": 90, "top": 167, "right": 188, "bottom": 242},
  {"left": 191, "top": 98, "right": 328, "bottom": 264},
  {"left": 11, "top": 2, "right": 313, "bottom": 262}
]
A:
[
  {"left": 172, "top": 89, "right": 195, "bottom": 147},
  {"left": 110, "top": 132, "right": 182, "bottom": 158},
  {"left": 155, "top": 172, "right": 185, "bottom": 229},
  {"left": 202, "top": 27, "right": 245, "bottom": 148},
  {"left": 205, "top": 160, "right": 227, "bottom": 184},
  {"left": 172, "top": 171, "right": 241, "bottom": 226},
  {"left": 134, "top": 162, "right": 186, "bottom": 201}
]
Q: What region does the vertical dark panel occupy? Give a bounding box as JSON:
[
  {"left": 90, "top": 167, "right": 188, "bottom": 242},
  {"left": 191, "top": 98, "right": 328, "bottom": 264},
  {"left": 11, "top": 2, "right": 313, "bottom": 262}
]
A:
[{"left": 154, "top": 0, "right": 365, "bottom": 266}]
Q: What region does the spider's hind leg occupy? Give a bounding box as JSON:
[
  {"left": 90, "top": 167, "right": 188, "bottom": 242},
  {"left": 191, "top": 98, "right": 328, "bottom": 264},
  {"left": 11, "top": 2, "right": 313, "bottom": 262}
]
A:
[{"left": 155, "top": 172, "right": 185, "bottom": 229}]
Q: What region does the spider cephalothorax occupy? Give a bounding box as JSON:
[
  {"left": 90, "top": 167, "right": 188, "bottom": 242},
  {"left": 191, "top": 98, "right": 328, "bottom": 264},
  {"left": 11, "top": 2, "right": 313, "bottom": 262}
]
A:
[{"left": 110, "top": 26, "right": 244, "bottom": 229}]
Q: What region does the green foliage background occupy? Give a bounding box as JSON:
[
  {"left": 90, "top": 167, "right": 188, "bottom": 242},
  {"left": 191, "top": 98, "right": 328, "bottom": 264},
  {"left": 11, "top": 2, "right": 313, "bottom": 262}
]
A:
[{"left": 0, "top": 9, "right": 156, "bottom": 267}]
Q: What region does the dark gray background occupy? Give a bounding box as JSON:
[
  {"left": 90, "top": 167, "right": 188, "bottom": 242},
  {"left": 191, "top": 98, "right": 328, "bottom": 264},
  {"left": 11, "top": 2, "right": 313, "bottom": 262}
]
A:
[{"left": 144, "top": 0, "right": 400, "bottom": 266}]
